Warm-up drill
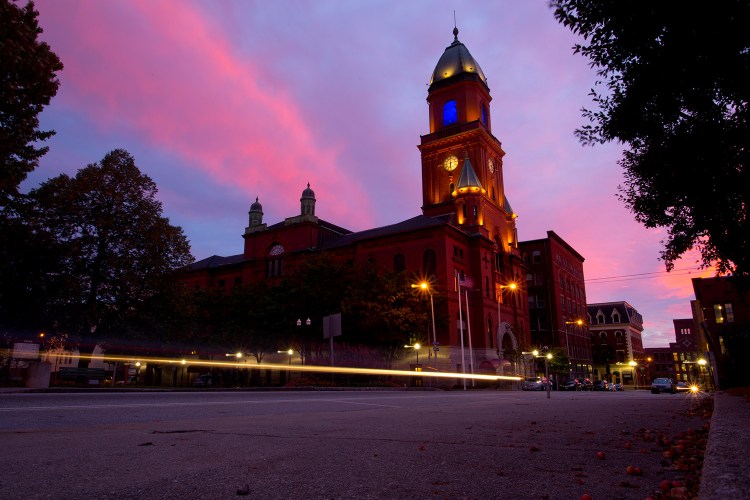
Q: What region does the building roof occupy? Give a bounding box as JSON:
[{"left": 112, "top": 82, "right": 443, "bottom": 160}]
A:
[
  {"left": 184, "top": 253, "right": 245, "bottom": 271},
  {"left": 323, "top": 214, "right": 453, "bottom": 249},
  {"left": 454, "top": 154, "right": 484, "bottom": 194},
  {"left": 587, "top": 301, "right": 644, "bottom": 330},
  {"left": 429, "top": 27, "right": 487, "bottom": 90},
  {"left": 183, "top": 215, "right": 458, "bottom": 271}
]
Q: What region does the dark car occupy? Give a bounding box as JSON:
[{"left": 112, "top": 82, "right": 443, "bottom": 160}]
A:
[
  {"left": 651, "top": 377, "right": 676, "bottom": 394},
  {"left": 194, "top": 374, "right": 213, "bottom": 387},
  {"left": 592, "top": 380, "right": 609, "bottom": 391},
  {"left": 522, "top": 377, "right": 544, "bottom": 391},
  {"left": 580, "top": 379, "right": 593, "bottom": 391},
  {"left": 562, "top": 380, "right": 581, "bottom": 391}
]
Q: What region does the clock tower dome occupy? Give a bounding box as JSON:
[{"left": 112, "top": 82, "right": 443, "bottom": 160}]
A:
[{"left": 418, "top": 27, "right": 517, "bottom": 253}]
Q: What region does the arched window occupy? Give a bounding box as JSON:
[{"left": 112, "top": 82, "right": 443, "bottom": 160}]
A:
[
  {"left": 423, "top": 249, "right": 437, "bottom": 280},
  {"left": 481, "top": 103, "right": 488, "bottom": 126},
  {"left": 393, "top": 253, "right": 406, "bottom": 273},
  {"left": 615, "top": 331, "right": 624, "bottom": 344},
  {"left": 443, "top": 100, "right": 458, "bottom": 126},
  {"left": 600, "top": 331, "right": 607, "bottom": 342}
]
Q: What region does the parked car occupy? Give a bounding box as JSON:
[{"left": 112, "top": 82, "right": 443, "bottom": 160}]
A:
[
  {"left": 580, "top": 379, "right": 593, "bottom": 391},
  {"left": 194, "top": 374, "right": 213, "bottom": 387},
  {"left": 562, "top": 380, "right": 581, "bottom": 391},
  {"left": 675, "top": 381, "right": 699, "bottom": 392},
  {"left": 522, "top": 377, "right": 544, "bottom": 391},
  {"left": 651, "top": 377, "right": 676, "bottom": 394},
  {"left": 592, "top": 380, "right": 609, "bottom": 391},
  {"left": 611, "top": 382, "right": 624, "bottom": 391}
]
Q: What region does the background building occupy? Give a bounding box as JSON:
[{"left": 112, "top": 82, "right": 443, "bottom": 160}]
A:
[
  {"left": 587, "top": 301, "right": 645, "bottom": 387},
  {"left": 644, "top": 319, "right": 705, "bottom": 387},
  {"left": 691, "top": 276, "right": 749, "bottom": 388},
  {"left": 519, "top": 231, "right": 591, "bottom": 382}
]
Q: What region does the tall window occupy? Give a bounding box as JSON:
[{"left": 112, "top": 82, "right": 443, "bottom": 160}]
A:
[
  {"left": 481, "top": 103, "right": 488, "bottom": 126},
  {"left": 443, "top": 100, "right": 458, "bottom": 126},
  {"left": 423, "top": 249, "right": 437, "bottom": 280},
  {"left": 393, "top": 253, "right": 406, "bottom": 273}
]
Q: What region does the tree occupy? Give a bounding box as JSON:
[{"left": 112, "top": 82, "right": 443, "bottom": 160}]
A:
[
  {"left": 551, "top": 1, "right": 750, "bottom": 279},
  {"left": 0, "top": 0, "right": 63, "bottom": 199},
  {"left": 26, "top": 149, "right": 193, "bottom": 341}
]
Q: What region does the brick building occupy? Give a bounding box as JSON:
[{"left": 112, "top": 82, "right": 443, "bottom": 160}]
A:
[
  {"left": 518, "top": 231, "right": 591, "bottom": 382},
  {"left": 691, "top": 276, "right": 749, "bottom": 388},
  {"left": 587, "top": 301, "right": 645, "bottom": 387},
  {"left": 179, "top": 27, "right": 532, "bottom": 381},
  {"left": 644, "top": 319, "right": 705, "bottom": 387}
]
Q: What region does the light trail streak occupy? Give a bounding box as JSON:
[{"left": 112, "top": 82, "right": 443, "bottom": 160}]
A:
[{"left": 49, "top": 353, "right": 522, "bottom": 382}]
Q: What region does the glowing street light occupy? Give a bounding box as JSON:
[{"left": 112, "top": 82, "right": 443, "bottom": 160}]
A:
[
  {"left": 404, "top": 343, "right": 422, "bottom": 365},
  {"left": 496, "top": 282, "right": 518, "bottom": 356},
  {"left": 412, "top": 281, "right": 438, "bottom": 366},
  {"left": 629, "top": 360, "right": 638, "bottom": 389}
]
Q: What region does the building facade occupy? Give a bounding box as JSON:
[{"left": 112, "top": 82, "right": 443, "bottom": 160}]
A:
[
  {"left": 518, "top": 231, "right": 591, "bottom": 382},
  {"left": 691, "top": 277, "right": 749, "bottom": 388},
  {"left": 644, "top": 319, "right": 706, "bottom": 387},
  {"left": 587, "top": 301, "right": 645, "bottom": 387},
  {"left": 179, "top": 27, "right": 532, "bottom": 383}
]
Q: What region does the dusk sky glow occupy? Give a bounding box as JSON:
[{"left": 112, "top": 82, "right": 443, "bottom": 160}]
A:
[{"left": 28, "top": 0, "right": 713, "bottom": 347}]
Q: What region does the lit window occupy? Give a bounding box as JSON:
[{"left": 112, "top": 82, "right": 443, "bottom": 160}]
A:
[
  {"left": 725, "top": 303, "right": 735, "bottom": 322},
  {"left": 443, "top": 100, "right": 458, "bottom": 126},
  {"left": 481, "top": 103, "right": 488, "bottom": 126},
  {"left": 713, "top": 304, "right": 724, "bottom": 323}
]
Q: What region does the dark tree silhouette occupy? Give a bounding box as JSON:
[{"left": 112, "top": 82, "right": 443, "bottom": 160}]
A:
[
  {"left": 0, "top": 0, "right": 63, "bottom": 199},
  {"left": 551, "top": 1, "right": 750, "bottom": 279}
]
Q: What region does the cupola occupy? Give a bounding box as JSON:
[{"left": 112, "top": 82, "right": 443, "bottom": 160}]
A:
[{"left": 300, "top": 183, "right": 316, "bottom": 216}]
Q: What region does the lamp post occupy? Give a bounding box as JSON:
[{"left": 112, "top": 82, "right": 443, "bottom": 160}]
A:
[
  {"left": 296, "top": 318, "right": 311, "bottom": 365},
  {"left": 629, "top": 360, "right": 637, "bottom": 389},
  {"left": 404, "top": 343, "right": 421, "bottom": 365},
  {"left": 496, "top": 282, "right": 517, "bottom": 353},
  {"left": 532, "top": 349, "right": 552, "bottom": 399},
  {"left": 412, "top": 282, "right": 438, "bottom": 370},
  {"left": 697, "top": 358, "right": 708, "bottom": 390}
]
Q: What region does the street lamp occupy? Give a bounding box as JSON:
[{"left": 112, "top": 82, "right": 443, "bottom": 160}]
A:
[
  {"left": 697, "top": 358, "right": 708, "bottom": 389},
  {"left": 412, "top": 282, "right": 438, "bottom": 368},
  {"left": 496, "top": 282, "right": 518, "bottom": 355},
  {"left": 531, "top": 349, "right": 553, "bottom": 399},
  {"left": 629, "top": 360, "right": 637, "bottom": 389},
  {"left": 404, "top": 343, "right": 421, "bottom": 365},
  {"left": 296, "top": 318, "right": 311, "bottom": 365}
]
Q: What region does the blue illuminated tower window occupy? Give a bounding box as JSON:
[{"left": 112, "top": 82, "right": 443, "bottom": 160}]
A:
[
  {"left": 443, "top": 100, "right": 457, "bottom": 126},
  {"left": 481, "top": 103, "right": 488, "bottom": 126}
]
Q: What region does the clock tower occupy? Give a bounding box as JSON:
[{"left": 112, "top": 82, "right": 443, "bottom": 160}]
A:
[{"left": 418, "top": 27, "right": 517, "bottom": 253}]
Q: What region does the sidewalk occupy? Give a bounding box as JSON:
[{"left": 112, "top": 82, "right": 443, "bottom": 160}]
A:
[{"left": 699, "top": 389, "right": 750, "bottom": 499}]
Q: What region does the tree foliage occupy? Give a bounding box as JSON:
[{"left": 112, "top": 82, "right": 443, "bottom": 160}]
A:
[
  {"left": 25, "top": 149, "right": 193, "bottom": 338},
  {"left": 551, "top": 1, "right": 750, "bottom": 278},
  {"left": 0, "top": 0, "right": 63, "bottom": 199}
]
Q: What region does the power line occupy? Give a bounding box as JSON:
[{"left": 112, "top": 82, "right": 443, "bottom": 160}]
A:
[{"left": 585, "top": 267, "right": 704, "bottom": 285}]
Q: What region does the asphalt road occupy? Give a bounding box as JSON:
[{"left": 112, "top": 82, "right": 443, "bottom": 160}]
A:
[{"left": 0, "top": 389, "right": 710, "bottom": 499}]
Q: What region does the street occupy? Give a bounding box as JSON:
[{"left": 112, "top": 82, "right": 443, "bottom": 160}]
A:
[{"left": 0, "top": 389, "right": 710, "bottom": 499}]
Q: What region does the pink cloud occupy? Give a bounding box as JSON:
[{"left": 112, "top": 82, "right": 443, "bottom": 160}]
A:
[{"left": 37, "top": 0, "right": 376, "bottom": 230}]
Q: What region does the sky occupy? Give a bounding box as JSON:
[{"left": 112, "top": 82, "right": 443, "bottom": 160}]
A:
[{"left": 26, "top": 0, "right": 714, "bottom": 347}]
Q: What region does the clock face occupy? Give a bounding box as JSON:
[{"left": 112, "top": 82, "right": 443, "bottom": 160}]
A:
[
  {"left": 269, "top": 244, "right": 284, "bottom": 256},
  {"left": 488, "top": 158, "right": 495, "bottom": 173},
  {"left": 443, "top": 155, "right": 459, "bottom": 171}
]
